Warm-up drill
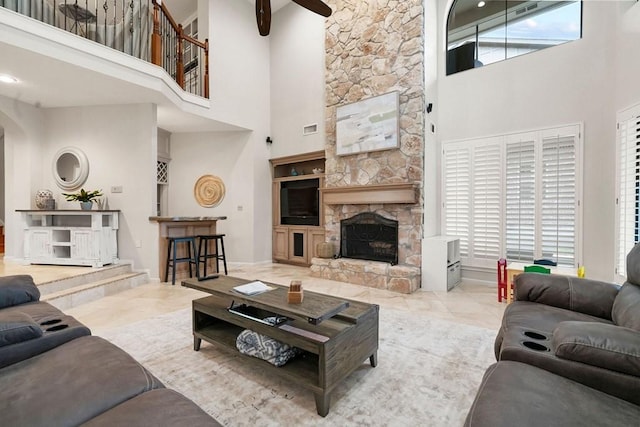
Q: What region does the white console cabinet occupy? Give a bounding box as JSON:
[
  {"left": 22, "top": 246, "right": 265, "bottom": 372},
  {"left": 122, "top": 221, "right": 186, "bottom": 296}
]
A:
[
  {"left": 18, "top": 210, "right": 119, "bottom": 267},
  {"left": 421, "top": 236, "right": 461, "bottom": 291}
]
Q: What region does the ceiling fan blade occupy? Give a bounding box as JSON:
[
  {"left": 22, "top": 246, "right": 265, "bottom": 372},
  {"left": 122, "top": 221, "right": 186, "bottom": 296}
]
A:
[
  {"left": 256, "top": 0, "right": 272, "bottom": 36},
  {"left": 291, "top": 0, "right": 332, "bottom": 18}
]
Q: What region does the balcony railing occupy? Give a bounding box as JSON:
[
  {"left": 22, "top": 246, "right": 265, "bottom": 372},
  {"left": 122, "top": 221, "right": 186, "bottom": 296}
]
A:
[{"left": 0, "top": 0, "right": 209, "bottom": 98}]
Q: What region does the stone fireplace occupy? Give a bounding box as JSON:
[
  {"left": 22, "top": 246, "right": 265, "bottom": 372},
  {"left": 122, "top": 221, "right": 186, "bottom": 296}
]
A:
[{"left": 310, "top": 0, "right": 425, "bottom": 294}]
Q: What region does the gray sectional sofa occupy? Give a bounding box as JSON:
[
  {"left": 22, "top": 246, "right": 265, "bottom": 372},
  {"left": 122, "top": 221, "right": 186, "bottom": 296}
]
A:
[
  {"left": 0, "top": 274, "right": 220, "bottom": 426},
  {"left": 465, "top": 244, "right": 640, "bottom": 426}
]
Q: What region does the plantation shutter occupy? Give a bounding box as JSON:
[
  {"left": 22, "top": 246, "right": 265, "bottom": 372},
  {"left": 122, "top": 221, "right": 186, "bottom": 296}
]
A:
[
  {"left": 540, "top": 128, "right": 578, "bottom": 266},
  {"left": 471, "top": 142, "right": 502, "bottom": 261},
  {"left": 505, "top": 135, "right": 536, "bottom": 261},
  {"left": 617, "top": 106, "right": 640, "bottom": 277},
  {"left": 443, "top": 145, "right": 471, "bottom": 258},
  {"left": 442, "top": 124, "right": 581, "bottom": 269}
]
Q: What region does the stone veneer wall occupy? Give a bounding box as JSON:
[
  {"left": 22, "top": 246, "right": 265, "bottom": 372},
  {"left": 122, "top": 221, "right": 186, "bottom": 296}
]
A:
[{"left": 311, "top": 0, "right": 425, "bottom": 293}]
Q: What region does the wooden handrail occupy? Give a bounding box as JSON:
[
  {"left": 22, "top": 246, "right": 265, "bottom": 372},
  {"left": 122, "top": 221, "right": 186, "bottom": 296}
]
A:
[
  {"left": 0, "top": 0, "right": 208, "bottom": 98},
  {"left": 159, "top": 1, "right": 180, "bottom": 32},
  {"left": 151, "top": 0, "right": 209, "bottom": 98}
]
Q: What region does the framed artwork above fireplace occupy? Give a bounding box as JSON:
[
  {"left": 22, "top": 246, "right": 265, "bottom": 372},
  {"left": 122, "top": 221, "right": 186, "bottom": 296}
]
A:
[{"left": 336, "top": 91, "right": 399, "bottom": 156}]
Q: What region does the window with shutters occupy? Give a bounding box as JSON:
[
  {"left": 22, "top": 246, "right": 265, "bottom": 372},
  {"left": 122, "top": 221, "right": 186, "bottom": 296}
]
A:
[
  {"left": 505, "top": 134, "right": 535, "bottom": 261},
  {"left": 442, "top": 124, "right": 582, "bottom": 268},
  {"left": 616, "top": 103, "right": 640, "bottom": 280}
]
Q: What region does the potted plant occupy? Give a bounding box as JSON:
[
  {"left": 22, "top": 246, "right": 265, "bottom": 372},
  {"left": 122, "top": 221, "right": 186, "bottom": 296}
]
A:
[{"left": 62, "top": 188, "right": 103, "bottom": 210}]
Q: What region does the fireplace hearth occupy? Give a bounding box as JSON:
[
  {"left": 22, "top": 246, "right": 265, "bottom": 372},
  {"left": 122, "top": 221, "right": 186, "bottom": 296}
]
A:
[{"left": 340, "top": 212, "right": 398, "bottom": 265}]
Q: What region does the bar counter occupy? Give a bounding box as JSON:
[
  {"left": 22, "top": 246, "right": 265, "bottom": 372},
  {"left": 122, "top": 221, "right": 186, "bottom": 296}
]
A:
[{"left": 149, "top": 216, "right": 227, "bottom": 281}]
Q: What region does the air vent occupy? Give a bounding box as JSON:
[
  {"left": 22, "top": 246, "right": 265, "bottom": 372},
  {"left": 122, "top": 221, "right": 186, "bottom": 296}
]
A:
[{"left": 303, "top": 123, "right": 318, "bottom": 135}]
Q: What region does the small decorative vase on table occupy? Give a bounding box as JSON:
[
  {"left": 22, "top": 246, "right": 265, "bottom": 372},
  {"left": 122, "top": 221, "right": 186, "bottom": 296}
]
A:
[
  {"left": 35, "top": 189, "right": 53, "bottom": 210},
  {"left": 80, "top": 201, "right": 93, "bottom": 210}
]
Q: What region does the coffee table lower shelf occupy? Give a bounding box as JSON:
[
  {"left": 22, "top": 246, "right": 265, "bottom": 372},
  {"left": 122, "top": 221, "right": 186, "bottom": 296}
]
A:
[{"left": 192, "top": 295, "right": 379, "bottom": 416}]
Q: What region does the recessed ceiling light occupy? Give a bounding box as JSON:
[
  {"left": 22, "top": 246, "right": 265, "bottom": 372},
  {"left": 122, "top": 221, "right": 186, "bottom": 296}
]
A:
[
  {"left": 0, "top": 74, "right": 18, "bottom": 84},
  {"left": 478, "top": 1, "right": 486, "bottom": 7}
]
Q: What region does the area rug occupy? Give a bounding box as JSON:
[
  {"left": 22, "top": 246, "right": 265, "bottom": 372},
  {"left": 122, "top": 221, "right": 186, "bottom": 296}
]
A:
[{"left": 100, "top": 308, "right": 497, "bottom": 426}]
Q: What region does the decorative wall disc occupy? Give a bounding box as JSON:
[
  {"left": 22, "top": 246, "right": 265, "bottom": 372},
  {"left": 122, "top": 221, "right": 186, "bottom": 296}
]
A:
[{"left": 194, "top": 174, "right": 226, "bottom": 208}]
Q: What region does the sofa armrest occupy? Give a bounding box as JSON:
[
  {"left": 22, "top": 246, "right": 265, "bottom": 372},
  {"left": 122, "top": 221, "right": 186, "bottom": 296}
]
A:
[
  {"left": 553, "top": 321, "right": 640, "bottom": 377},
  {"left": 0, "top": 275, "right": 40, "bottom": 308},
  {"left": 514, "top": 273, "right": 619, "bottom": 319},
  {"left": 0, "top": 312, "right": 43, "bottom": 347}
]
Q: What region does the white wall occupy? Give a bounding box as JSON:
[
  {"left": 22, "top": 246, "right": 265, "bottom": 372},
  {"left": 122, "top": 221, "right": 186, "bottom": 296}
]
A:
[
  {"left": 0, "top": 101, "right": 158, "bottom": 274},
  {"left": 432, "top": 1, "right": 639, "bottom": 282},
  {"left": 207, "top": 0, "right": 271, "bottom": 131},
  {"left": 0, "top": 95, "right": 45, "bottom": 259},
  {"left": 0, "top": 130, "right": 5, "bottom": 225},
  {"left": 616, "top": 1, "right": 640, "bottom": 110},
  {"left": 41, "top": 104, "right": 158, "bottom": 274},
  {"left": 269, "top": 3, "right": 326, "bottom": 158},
  {"left": 169, "top": 131, "right": 256, "bottom": 263},
  {"left": 166, "top": 0, "right": 273, "bottom": 265}
]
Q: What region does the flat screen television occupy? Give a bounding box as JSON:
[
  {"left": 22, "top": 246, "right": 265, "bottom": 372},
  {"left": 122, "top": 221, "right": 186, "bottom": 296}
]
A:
[{"left": 280, "top": 179, "right": 319, "bottom": 226}]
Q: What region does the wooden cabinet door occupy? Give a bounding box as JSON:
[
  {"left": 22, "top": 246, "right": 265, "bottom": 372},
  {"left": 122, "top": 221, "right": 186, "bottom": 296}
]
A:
[
  {"left": 308, "top": 228, "right": 326, "bottom": 260},
  {"left": 71, "top": 230, "right": 96, "bottom": 261},
  {"left": 273, "top": 227, "right": 289, "bottom": 261},
  {"left": 288, "top": 227, "right": 308, "bottom": 264},
  {"left": 26, "top": 229, "right": 52, "bottom": 260}
]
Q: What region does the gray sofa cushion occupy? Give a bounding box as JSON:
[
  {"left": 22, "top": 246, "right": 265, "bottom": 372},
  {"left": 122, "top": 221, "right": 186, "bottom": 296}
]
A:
[
  {"left": 0, "top": 310, "right": 42, "bottom": 347},
  {"left": 80, "top": 389, "right": 221, "bottom": 427},
  {"left": 514, "top": 273, "right": 619, "bottom": 319},
  {"left": 0, "top": 275, "right": 40, "bottom": 308},
  {"left": 498, "top": 324, "right": 640, "bottom": 405},
  {"left": 0, "top": 335, "right": 164, "bottom": 427},
  {"left": 501, "top": 300, "right": 611, "bottom": 333},
  {"left": 0, "top": 312, "right": 42, "bottom": 347},
  {"left": 624, "top": 241, "right": 640, "bottom": 286},
  {"left": 0, "top": 301, "right": 91, "bottom": 369},
  {"left": 612, "top": 283, "right": 640, "bottom": 331},
  {"left": 493, "top": 300, "right": 612, "bottom": 359},
  {"left": 464, "top": 361, "right": 640, "bottom": 427},
  {"left": 553, "top": 321, "right": 640, "bottom": 377}
]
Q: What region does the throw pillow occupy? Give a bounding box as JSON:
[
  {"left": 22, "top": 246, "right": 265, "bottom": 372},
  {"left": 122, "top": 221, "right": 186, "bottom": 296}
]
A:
[{"left": 236, "top": 317, "right": 300, "bottom": 367}]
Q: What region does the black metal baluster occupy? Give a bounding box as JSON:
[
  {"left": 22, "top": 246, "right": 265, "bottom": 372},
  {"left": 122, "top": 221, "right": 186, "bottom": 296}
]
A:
[
  {"left": 84, "top": 0, "right": 88, "bottom": 39},
  {"left": 129, "top": 0, "right": 134, "bottom": 55},
  {"left": 74, "top": 0, "right": 79, "bottom": 35},
  {"left": 113, "top": 0, "right": 117, "bottom": 52},
  {"left": 63, "top": 0, "right": 67, "bottom": 31},
  {"left": 103, "top": 1, "right": 108, "bottom": 46},
  {"left": 94, "top": 0, "right": 98, "bottom": 41},
  {"left": 121, "top": 0, "right": 124, "bottom": 51}
]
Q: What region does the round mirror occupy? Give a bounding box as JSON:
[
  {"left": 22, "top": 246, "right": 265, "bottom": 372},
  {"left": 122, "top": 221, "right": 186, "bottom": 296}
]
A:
[{"left": 53, "top": 147, "right": 89, "bottom": 190}]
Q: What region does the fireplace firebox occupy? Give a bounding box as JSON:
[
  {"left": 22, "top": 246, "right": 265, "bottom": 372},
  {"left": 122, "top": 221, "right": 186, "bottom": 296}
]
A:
[{"left": 340, "top": 212, "right": 398, "bottom": 265}]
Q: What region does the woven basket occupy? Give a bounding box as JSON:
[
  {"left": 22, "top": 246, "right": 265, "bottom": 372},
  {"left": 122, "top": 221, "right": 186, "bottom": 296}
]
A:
[{"left": 316, "top": 242, "right": 335, "bottom": 258}]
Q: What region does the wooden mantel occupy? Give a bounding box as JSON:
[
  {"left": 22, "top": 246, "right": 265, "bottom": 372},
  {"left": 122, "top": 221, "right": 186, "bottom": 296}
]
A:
[{"left": 320, "top": 183, "right": 418, "bottom": 205}]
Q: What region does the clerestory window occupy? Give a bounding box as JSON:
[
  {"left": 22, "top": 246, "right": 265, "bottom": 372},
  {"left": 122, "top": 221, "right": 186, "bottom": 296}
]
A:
[{"left": 447, "top": 0, "right": 583, "bottom": 75}]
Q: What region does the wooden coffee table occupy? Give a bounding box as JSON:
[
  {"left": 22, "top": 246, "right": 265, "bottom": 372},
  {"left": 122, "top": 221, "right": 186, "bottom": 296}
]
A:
[{"left": 182, "top": 276, "right": 379, "bottom": 416}]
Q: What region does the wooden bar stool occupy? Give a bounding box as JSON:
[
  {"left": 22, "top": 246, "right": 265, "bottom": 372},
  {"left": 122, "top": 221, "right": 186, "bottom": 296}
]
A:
[
  {"left": 197, "top": 234, "right": 227, "bottom": 278},
  {"left": 164, "top": 236, "right": 198, "bottom": 285}
]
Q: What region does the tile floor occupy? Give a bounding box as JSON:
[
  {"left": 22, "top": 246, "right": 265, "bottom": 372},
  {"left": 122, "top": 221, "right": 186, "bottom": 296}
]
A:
[{"left": 0, "top": 258, "right": 506, "bottom": 335}]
